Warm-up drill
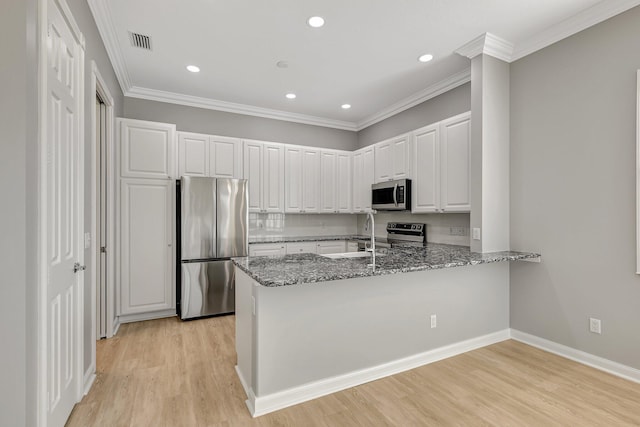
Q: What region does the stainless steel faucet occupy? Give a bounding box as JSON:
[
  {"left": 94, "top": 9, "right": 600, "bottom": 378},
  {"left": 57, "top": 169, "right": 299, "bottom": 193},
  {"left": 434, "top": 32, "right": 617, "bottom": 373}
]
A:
[{"left": 365, "top": 211, "right": 376, "bottom": 269}]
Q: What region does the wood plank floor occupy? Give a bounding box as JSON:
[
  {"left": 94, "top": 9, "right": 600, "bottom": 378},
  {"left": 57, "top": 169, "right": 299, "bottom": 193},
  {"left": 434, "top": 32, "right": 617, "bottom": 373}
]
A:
[{"left": 67, "top": 316, "right": 640, "bottom": 426}]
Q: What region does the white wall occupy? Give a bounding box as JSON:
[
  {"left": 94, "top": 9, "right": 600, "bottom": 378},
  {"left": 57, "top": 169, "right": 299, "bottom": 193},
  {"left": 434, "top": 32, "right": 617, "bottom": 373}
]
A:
[
  {"left": 510, "top": 5, "right": 640, "bottom": 369},
  {"left": 0, "top": 0, "right": 38, "bottom": 424}
]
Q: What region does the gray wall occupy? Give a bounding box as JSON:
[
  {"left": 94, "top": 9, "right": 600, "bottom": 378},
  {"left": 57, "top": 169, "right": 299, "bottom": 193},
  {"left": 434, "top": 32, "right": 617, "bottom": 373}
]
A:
[
  {"left": 66, "top": 0, "right": 125, "bottom": 377},
  {"left": 510, "top": 6, "right": 640, "bottom": 369},
  {"left": 357, "top": 82, "right": 471, "bottom": 148},
  {"left": 123, "top": 98, "right": 358, "bottom": 150},
  {"left": 0, "top": 0, "right": 37, "bottom": 425}
]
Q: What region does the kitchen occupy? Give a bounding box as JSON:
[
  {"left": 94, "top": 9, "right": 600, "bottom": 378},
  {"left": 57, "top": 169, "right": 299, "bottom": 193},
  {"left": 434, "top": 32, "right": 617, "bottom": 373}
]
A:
[{"left": 3, "top": 0, "right": 640, "bottom": 426}]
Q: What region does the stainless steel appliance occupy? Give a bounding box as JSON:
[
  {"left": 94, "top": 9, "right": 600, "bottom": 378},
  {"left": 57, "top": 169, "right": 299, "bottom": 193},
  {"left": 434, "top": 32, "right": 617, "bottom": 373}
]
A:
[
  {"left": 372, "top": 179, "right": 411, "bottom": 211},
  {"left": 386, "top": 222, "right": 427, "bottom": 246},
  {"left": 176, "top": 177, "right": 248, "bottom": 319}
]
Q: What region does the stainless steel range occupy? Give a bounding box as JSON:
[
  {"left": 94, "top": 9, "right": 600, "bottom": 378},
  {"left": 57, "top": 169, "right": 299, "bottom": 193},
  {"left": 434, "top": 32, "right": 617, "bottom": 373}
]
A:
[{"left": 386, "top": 222, "right": 427, "bottom": 247}]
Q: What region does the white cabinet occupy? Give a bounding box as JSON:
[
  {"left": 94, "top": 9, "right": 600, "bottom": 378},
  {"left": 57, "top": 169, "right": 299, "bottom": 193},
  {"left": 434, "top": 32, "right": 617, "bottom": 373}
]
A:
[
  {"left": 336, "top": 152, "right": 352, "bottom": 212},
  {"left": 352, "top": 146, "right": 375, "bottom": 213},
  {"left": 320, "top": 151, "right": 338, "bottom": 213},
  {"left": 249, "top": 243, "right": 286, "bottom": 257},
  {"left": 346, "top": 241, "right": 359, "bottom": 252},
  {"left": 316, "top": 241, "right": 346, "bottom": 254},
  {"left": 119, "top": 178, "right": 174, "bottom": 315},
  {"left": 411, "top": 112, "right": 470, "bottom": 213},
  {"left": 119, "top": 118, "right": 175, "bottom": 179},
  {"left": 178, "top": 132, "right": 242, "bottom": 178},
  {"left": 440, "top": 113, "right": 471, "bottom": 212},
  {"left": 374, "top": 134, "right": 410, "bottom": 183},
  {"left": 178, "top": 132, "right": 208, "bottom": 177},
  {"left": 286, "top": 242, "right": 317, "bottom": 255},
  {"left": 243, "top": 140, "right": 285, "bottom": 213},
  {"left": 209, "top": 136, "right": 242, "bottom": 178},
  {"left": 285, "top": 145, "right": 320, "bottom": 213}
]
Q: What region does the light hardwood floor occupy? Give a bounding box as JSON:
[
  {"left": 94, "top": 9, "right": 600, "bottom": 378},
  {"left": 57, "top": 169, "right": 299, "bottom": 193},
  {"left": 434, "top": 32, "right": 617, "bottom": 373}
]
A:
[{"left": 67, "top": 316, "right": 640, "bottom": 426}]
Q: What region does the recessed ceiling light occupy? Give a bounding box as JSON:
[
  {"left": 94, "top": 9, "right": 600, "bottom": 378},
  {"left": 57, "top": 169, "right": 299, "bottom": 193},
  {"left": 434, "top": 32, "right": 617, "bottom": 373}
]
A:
[
  {"left": 418, "top": 54, "right": 434, "bottom": 63},
  {"left": 341, "top": 104, "right": 351, "bottom": 110},
  {"left": 286, "top": 93, "right": 297, "bottom": 99},
  {"left": 186, "top": 65, "right": 200, "bottom": 73},
  {"left": 276, "top": 60, "right": 289, "bottom": 69},
  {"left": 307, "top": 16, "right": 325, "bottom": 28}
]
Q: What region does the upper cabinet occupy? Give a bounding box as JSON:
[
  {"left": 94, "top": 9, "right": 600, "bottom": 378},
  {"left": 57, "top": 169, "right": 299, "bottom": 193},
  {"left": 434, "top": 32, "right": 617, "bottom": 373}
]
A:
[
  {"left": 335, "top": 152, "right": 352, "bottom": 213},
  {"left": 374, "top": 134, "right": 410, "bottom": 183},
  {"left": 285, "top": 145, "right": 321, "bottom": 213},
  {"left": 320, "top": 151, "right": 338, "bottom": 213},
  {"left": 244, "top": 140, "right": 285, "bottom": 213},
  {"left": 352, "top": 146, "right": 375, "bottom": 213},
  {"left": 411, "top": 112, "right": 470, "bottom": 213},
  {"left": 119, "top": 118, "right": 175, "bottom": 179},
  {"left": 177, "top": 132, "right": 242, "bottom": 179}
]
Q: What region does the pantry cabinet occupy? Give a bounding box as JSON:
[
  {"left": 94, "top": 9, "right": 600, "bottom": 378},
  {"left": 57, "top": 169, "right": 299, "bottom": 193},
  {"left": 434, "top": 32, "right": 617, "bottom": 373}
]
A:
[{"left": 411, "top": 112, "right": 470, "bottom": 213}]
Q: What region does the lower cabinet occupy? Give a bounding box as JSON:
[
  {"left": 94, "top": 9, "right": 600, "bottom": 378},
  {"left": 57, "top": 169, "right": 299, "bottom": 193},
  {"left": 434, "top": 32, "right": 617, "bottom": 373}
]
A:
[
  {"left": 119, "top": 178, "right": 174, "bottom": 316},
  {"left": 249, "top": 243, "right": 286, "bottom": 256},
  {"left": 285, "top": 242, "right": 318, "bottom": 255},
  {"left": 316, "top": 241, "right": 347, "bottom": 254}
]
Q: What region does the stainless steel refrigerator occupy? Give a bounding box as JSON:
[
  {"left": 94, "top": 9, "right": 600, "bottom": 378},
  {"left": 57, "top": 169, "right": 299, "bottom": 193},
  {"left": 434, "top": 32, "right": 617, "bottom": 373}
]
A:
[{"left": 176, "top": 177, "right": 248, "bottom": 320}]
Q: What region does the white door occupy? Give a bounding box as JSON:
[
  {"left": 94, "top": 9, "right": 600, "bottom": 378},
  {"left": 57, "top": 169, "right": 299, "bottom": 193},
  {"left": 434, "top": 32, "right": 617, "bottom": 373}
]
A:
[
  {"left": 440, "top": 113, "right": 471, "bottom": 212},
  {"left": 284, "top": 145, "right": 303, "bottom": 213},
  {"left": 210, "top": 136, "right": 242, "bottom": 178},
  {"left": 262, "top": 143, "right": 285, "bottom": 213},
  {"left": 243, "top": 140, "right": 263, "bottom": 212},
  {"left": 336, "top": 152, "right": 352, "bottom": 212},
  {"left": 45, "top": 0, "right": 84, "bottom": 425},
  {"left": 301, "top": 148, "right": 321, "bottom": 213},
  {"left": 119, "top": 119, "right": 175, "bottom": 179},
  {"left": 374, "top": 141, "right": 392, "bottom": 182},
  {"left": 320, "top": 151, "right": 337, "bottom": 213},
  {"left": 178, "top": 132, "right": 208, "bottom": 177},
  {"left": 391, "top": 135, "right": 410, "bottom": 180},
  {"left": 362, "top": 147, "right": 375, "bottom": 211}
]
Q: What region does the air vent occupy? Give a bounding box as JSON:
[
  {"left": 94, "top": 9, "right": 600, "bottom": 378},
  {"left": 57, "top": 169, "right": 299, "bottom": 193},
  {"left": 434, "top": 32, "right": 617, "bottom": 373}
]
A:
[{"left": 129, "top": 31, "right": 152, "bottom": 50}]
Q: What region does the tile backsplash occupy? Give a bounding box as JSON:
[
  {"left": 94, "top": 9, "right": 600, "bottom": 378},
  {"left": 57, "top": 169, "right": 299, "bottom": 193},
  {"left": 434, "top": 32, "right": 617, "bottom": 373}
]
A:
[
  {"left": 357, "top": 212, "right": 471, "bottom": 246},
  {"left": 249, "top": 211, "right": 470, "bottom": 246},
  {"left": 249, "top": 213, "right": 358, "bottom": 238}
]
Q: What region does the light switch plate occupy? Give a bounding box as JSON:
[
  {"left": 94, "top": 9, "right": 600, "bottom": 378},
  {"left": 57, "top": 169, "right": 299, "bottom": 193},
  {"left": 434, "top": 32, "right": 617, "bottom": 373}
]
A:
[
  {"left": 84, "top": 232, "right": 91, "bottom": 249},
  {"left": 472, "top": 228, "right": 481, "bottom": 240}
]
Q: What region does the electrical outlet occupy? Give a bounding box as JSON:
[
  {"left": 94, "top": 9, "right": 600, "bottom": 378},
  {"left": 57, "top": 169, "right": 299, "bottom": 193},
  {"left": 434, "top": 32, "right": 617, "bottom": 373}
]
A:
[
  {"left": 472, "top": 228, "right": 481, "bottom": 240},
  {"left": 589, "top": 317, "right": 601, "bottom": 334},
  {"left": 430, "top": 314, "right": 437, "bottom": 329},
  {"left": 84, "top": 233, "right": 91, "bottom": 249},
  {"left": 449, "top": 226, "right": 466, "bottom": 236}
]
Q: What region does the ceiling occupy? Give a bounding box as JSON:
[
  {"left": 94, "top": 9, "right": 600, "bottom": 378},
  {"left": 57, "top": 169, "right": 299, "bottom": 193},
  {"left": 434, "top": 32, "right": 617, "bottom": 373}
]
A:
[{"left": 89, "top": 0, "right": 638, "bottom": 130}]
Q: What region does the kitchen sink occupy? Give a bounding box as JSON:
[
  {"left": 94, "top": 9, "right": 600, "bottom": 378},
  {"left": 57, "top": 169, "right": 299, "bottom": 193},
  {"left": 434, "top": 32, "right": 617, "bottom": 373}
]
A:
[{"left": 320, "top": 251, "right": 387, "bottom": 259}]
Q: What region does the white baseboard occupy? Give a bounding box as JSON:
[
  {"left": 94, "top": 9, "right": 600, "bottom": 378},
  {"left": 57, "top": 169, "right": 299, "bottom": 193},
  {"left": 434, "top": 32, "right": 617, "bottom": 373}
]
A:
[
  {"left": 510, "top": 329, "right": 640, "bottom": 384},
  {"left": 112, "top": 318, "right": 121, "bottom": 336},
  {"left": 117, "top": 309, "right": 176, "bottom": 324},
  {"left": 235, "top": 366, "right": 256, "bottom": 415},
  {"left": 82, "top": 366, "right": 96, "bottom": 396},
  {"left": 246, "top": 329, "right": 511, "bottom": 417}
]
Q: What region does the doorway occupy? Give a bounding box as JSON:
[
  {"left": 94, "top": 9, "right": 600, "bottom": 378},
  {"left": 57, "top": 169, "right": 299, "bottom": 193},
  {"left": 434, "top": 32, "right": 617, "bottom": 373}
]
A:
[{"left": 96, "top": 94, "right": 107, "bottom": 338}]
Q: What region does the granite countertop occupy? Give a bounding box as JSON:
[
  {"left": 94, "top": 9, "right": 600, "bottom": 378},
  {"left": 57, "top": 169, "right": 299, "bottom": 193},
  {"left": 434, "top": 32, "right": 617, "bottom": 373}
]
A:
[
  {"left": 249, "top": 235, "right": 362, "bottom": 244},
  {"left": 233, "top": 243, "right": 540, "bottom": 287}
]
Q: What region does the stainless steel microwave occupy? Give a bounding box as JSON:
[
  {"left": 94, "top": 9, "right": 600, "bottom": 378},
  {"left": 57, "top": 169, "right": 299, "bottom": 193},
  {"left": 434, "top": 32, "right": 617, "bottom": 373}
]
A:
[{"left": 372, "top": 179, "right": 411, "bottom": 211}]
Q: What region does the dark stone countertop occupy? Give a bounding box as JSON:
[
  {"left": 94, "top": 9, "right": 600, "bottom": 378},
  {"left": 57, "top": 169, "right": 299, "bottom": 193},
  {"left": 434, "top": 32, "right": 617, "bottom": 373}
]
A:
[{"left": 233, "top": 242, "right": 540, "bottom": 287}]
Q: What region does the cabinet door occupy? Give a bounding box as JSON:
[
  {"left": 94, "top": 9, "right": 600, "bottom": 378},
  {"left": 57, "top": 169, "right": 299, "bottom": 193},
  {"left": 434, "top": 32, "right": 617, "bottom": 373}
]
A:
[
  {"left": 243, "top": 141, "right": 263, "bottom": 213},
  {"left": 249, "top": 243, "right": 286, "bottom": 256},
  {"left": 284, "top": 145, "right": 303, "bottom": 213},
  {"left": 362, "top": 147, "right": 375, "bottom": 211},
  {"left": 178, "top": 132, "right": 208, "bottom": 177},
  {"left": 440, "top": 113, "right": 471, "bottom": 212},
  {"left": 391, "top": 134, "right": 411, "bottom": 180},
  {"left": 374, "top": 141, "right": 392, "bottom": 183},
  {"left": 120, "top": 178, "right": 174, "bottom": 315},
  {"left": 301, "top": 148, "right": 321, "bottom": 213},
  {"left": 336, "top": 152, "right": 352, "bottom": 212},
  {"left": 262, "top": 143, "right": 285, "bottom": 213},
  {"left": 286, "top": 242, "right": 317, "bottom": 254},
  {"left": 411, "top": 124, "right": 440, "bottom": 213},
  {"left": 210, "top": 136, "right": 242, "bottom": 178},
  {"left": 316, "top": 241, "right": 346, "bottom": 254},
  {"left": 119, "top": 119, "right": 175, "bottom": 179},
  {"left": 320, "top": 151, "right": 337, "bottom": 213},
  {"left": 352, "top": 151, "right": 364, "bottom": 212}
]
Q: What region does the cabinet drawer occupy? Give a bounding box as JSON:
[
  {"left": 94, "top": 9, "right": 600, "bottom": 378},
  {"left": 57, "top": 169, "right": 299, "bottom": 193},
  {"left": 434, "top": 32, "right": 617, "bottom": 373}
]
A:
[{"left": 286, "top": 242, "right": 318, "bottom": 254}]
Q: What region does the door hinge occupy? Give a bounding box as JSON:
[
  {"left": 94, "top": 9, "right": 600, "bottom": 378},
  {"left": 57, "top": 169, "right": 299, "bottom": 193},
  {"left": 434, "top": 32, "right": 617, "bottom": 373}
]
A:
[{"left": 100, "top": 246, "right": 107, "bottom": 253}]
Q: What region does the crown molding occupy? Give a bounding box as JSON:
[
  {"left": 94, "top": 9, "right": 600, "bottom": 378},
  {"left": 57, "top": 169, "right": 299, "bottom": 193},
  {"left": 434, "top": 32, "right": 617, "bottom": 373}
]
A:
[
  {"left": 355, "top": 69, "right": 471, "bottom": 131},
  {"left": 125, "top": 86, "right": 358, "bottom": 131},
  {"left": 511, "top": 0, "right": 640, "bottom": 61},
  {"left": 87, "top": 0, "right": 131, "bottom": 93},
  {"left": 455, "top": 32, "right": 514, "bottom": 62}
]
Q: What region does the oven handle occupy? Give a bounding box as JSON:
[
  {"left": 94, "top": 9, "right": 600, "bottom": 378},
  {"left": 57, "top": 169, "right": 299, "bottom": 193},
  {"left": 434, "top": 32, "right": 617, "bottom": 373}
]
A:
[{"left": 393, "top": 183, "right": 398, "bottom": 207}]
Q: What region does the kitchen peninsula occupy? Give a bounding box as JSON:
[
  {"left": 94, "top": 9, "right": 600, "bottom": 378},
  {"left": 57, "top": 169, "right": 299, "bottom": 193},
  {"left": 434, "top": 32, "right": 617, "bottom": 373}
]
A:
[{"left": 232, "top": 243, "right": 539, "bottom": 416}]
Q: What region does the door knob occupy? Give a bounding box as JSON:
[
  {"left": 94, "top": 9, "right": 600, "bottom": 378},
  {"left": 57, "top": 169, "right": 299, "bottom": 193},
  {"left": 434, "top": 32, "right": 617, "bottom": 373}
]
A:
[{"left": 73, "top": 262, "right": 86, "bottom": 273}]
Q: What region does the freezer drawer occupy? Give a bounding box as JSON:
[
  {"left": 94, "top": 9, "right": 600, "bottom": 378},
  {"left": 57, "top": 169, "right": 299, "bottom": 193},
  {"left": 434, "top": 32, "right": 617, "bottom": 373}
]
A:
[{"left": 180, "top": 260, "right": 235, "bottom": 319}]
